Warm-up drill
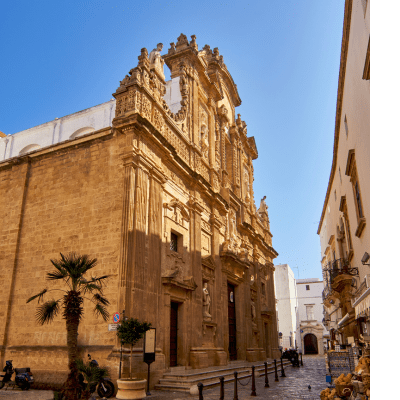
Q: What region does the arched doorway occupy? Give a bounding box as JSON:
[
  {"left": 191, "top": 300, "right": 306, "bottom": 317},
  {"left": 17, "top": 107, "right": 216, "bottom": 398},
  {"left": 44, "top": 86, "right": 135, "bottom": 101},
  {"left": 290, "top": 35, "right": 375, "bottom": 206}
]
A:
[{"left": 304, "top": 333, "right": 318, "bottom": 354}]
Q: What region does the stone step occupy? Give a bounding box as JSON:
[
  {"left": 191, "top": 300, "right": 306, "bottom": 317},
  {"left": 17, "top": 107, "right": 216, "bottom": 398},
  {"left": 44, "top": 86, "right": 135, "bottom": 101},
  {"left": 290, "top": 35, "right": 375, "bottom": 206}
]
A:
[{"left": 155, "top": 360, "right": 292, "bottom": 392}]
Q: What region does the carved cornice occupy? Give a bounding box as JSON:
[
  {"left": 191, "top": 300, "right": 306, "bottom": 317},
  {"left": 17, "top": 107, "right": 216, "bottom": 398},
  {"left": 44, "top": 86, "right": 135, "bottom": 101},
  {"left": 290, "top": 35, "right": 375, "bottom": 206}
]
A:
[{"left": 162, "top": 276, "right": 197, "bottom": 292}]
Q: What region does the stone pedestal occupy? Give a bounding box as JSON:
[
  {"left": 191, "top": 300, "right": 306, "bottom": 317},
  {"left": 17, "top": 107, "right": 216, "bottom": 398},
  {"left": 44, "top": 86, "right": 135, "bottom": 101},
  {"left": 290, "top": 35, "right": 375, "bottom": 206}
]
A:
[
  {"left": 246, "top": 348, "right": 266, "bottom": 362},
  {"left": 116, "top": 379, "right": 147, "bottom": 400},
  {"left": 190, "top": 348, "right": 228, "bottom": 368}
]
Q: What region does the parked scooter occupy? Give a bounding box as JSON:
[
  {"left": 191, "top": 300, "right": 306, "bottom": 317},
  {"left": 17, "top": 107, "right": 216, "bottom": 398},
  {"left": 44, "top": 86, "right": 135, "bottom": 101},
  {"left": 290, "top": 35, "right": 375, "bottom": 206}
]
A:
[
  {"left": 0, "top": 360, "right": 34, "bottom": 390},
  {"left": 77, "top": 354, "right": 114, "bottom": 398}
]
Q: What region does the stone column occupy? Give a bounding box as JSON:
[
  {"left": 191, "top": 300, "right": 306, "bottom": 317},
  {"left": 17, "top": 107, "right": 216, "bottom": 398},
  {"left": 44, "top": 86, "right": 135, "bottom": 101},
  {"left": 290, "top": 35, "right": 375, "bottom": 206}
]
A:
[
  {"left": 210, "top": 213, "right": 227, "bottom": 365},
  {"left": 118, "top": 154, "right": 137, "bottom": 316},
  {"left": 188, "top": 197, "right": 205, "bottom": 366},
  {"left": 131, "top": 166, "right": 149, "bottom": 320},
  {"left": 148, "top": 170, "right": 165, "bottom": 347}
]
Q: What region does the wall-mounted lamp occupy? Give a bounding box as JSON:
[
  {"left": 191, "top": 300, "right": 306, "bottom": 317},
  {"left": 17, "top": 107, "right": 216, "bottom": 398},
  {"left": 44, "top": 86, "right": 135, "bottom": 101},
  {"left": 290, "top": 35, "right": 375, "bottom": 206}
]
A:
[{"left": 361, "top": 252, "right": 370, "bottom": 266}]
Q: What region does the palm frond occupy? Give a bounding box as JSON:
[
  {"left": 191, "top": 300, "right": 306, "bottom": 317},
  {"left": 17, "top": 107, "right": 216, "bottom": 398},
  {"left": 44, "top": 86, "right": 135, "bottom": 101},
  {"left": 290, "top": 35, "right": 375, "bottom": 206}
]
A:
[
  {"left": 89, "top": 275, "right": 110, "bottom": 287},
  {"left": 93, "top": 303, "right": 109, "bottom": 321},
  {"left": 76, "top": 358, "right": 109, "bottom": 383},
  {"left": 27, "top": 289, "right": 48, "bottom": 303},
  {"left": 47, "top": 270, "right": 67, "bottom": 280},
  {"left": 35, "top": 299, "right": 60, "bottom": 325},
  {"left": 92, "top": 293, "right": 110, "bottom": 306},
  {"left": 82, "top": 283, "right": 102, "bottom": 294}
]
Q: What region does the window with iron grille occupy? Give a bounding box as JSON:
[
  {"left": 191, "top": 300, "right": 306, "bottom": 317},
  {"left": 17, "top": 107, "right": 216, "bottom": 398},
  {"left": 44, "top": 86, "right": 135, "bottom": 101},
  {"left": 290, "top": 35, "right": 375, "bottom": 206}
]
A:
[{"left": 170, "top": 232, "right": 178, "bottom": 252}]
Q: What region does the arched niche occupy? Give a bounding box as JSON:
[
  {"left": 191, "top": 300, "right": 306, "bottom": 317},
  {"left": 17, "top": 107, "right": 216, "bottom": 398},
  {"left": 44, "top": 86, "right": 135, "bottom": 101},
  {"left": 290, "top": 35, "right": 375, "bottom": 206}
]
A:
[
  {"left": 69, "top": 126, "right": 95, "bottom": 140},
  {"left": 19, "top": 144, "right": 41, "bottom": 155}
]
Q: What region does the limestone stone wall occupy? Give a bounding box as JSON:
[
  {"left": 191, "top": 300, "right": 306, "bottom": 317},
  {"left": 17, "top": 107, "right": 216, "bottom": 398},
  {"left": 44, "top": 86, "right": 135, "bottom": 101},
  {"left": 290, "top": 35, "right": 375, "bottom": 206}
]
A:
[{"left": 0, "top": 128, "right": 124, "bottom": 383}]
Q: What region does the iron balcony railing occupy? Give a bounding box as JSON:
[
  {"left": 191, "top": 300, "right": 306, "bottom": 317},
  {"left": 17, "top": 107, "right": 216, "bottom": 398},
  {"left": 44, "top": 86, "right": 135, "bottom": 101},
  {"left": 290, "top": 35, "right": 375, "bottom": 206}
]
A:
[{"left": 322, "top": 258, "right": 359, "bottom": 300}]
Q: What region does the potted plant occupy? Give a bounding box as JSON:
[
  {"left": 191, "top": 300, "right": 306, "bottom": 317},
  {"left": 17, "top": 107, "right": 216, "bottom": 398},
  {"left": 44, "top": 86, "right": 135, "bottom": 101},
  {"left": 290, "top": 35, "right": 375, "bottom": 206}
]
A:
[{"left": 116, "top": 318, "right": 151, "bottom": 399}]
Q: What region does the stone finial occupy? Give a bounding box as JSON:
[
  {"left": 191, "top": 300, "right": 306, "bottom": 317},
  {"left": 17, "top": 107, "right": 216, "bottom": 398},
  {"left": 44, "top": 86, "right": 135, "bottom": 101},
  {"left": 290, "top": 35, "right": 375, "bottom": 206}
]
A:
[
  {"left": 168, "top": 42, "right": 176, "bottom": 55},
  {"left": 138, "top": 48, "right": 150, "bottom": 69},
  {"left": 236, "top": 114, "right": 242, "bottom": 128},
  {"left": 203, "top": 44, "right": 212, "bottom": 55},
  {"left": 176, "top": 33, "right": 189, "bottom": 50},
  {"left": 213, "top": 47, "right": 219, "bottom": 57},
  {"left": 190, "top": 35, "right": 198, "bottom": 50}
]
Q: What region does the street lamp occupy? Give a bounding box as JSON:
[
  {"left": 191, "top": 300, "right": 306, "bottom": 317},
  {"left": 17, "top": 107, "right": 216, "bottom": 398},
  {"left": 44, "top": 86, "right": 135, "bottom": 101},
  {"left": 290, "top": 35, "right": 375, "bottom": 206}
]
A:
[{"left": 361, "top": 252, "right": 370, "bottom": 266}]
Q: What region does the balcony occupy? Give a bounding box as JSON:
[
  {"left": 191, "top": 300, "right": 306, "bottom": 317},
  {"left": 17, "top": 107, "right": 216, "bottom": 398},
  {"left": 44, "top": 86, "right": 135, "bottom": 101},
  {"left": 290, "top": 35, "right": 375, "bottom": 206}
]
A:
[{"left": 322, "top": 258, "right": 359, "bottom": 300}]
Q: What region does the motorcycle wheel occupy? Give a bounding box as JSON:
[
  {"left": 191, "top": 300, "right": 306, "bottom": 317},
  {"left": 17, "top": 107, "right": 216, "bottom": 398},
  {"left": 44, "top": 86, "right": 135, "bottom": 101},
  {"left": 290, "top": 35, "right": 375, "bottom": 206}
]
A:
[
  {"left": 0, "top": 381, "right": 4, "bottom": 390},
  {"left": 97, "top": 380, "right": 114, "bottom": 398},
  {"left": 20, "top": 382, "right": 30, "bottom": 390}
]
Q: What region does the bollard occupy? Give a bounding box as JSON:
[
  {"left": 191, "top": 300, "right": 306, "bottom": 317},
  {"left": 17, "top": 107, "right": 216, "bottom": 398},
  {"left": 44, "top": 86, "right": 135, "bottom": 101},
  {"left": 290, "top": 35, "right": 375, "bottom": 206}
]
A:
[
  {"left": 300, "top": 353, "right": 303, "bottom": 366},
  {"left": 280, "top": 357, "right": 286, "bottom": 377},
  {"left": 219, "top": 376, "right": 224, "bottom": 400},
  {"left": 198, "top": 382, "right": 204, "bottom": 400},
  {"left": 264, "top": 362, "right": 269, "bottom": 388},
  {"left": 251, "top": 365, "right": 257, "bottom": 396},
  {"left": 274, "top": 359, "right": 279, "bottom": 382},
  {"left": 233, "top": 371, "right": 239, "bottom": 400}
]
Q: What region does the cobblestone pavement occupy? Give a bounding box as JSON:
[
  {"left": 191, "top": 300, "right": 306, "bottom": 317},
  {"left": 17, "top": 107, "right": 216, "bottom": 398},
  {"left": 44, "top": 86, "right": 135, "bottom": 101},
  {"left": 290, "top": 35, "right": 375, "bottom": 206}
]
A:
[
  {"left": 0, "top": 389, "right": 53, "bottom": 400},
  {"left": 0, "top": 355, "right": 329, "bottom": 399},
  {"left": 149, "top": 355, "right": 329, "bottom": 400}
]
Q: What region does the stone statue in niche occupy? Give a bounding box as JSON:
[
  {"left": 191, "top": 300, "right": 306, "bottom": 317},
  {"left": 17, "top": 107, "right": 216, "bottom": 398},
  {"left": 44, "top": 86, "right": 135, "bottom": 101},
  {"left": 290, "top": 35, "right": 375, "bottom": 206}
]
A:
[
  {"left": 244, "top": 169, "right": 250, "bottom": 203},
  {"left": 251, "top": 300, "right": 256, "bottom": 324},
  {"left": 229, "top": 209, "right": 237, "bottom": 239},
  {"left": 200, "top": 123, "right": 209, "bottom": 159},
  {"left": 149, "top": 43, "right": 165, "bottom": 79},
  {"left": 203, "top": 282, "right": 211, "bottom": 318}
]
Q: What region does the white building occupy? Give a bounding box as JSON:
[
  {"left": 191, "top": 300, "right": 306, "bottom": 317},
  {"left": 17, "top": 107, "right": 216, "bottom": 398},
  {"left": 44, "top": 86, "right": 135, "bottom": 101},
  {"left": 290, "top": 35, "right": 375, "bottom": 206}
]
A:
[
  {"left": 274, "top": 264, "right": 297, "bottom": 349},
  {"left": 295, "top": 278, "right": 328, "bottom": 355},
  {"left": 0, "top": 79, "right": 184, "bottom": 162},
  {"left": 0, "top": 100, "right": 116, "bottom": 162}
]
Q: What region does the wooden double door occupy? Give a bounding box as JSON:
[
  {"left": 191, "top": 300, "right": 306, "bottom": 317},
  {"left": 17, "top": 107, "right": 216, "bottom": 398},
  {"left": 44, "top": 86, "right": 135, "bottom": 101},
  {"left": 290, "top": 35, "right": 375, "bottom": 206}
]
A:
[
  {"left": 170, "top": 302, "right": 179, "bottom": 367},
  {"left": 228, "top": 283, "right": 237, "bottom": 361}
]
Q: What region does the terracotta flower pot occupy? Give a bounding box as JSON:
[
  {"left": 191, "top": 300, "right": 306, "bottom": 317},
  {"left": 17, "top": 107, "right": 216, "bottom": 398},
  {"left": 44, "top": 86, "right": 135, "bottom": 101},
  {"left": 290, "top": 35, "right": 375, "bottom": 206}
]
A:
[{"left": 116, "top": 378, "right": 147, "bottom": 400}]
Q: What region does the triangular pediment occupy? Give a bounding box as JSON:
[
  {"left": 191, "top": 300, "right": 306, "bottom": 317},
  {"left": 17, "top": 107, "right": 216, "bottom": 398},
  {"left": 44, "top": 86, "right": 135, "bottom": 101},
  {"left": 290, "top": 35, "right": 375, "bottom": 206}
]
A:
[{"left": 201, "top": 255, "right": 217, "bottom": 270}]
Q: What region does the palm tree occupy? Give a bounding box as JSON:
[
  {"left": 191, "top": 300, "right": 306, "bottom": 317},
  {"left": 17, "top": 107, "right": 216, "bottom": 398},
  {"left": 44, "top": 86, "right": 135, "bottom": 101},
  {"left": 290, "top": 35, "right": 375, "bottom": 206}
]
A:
[{"left": 27, "top": 252, "right": 110, "bottom": 399}]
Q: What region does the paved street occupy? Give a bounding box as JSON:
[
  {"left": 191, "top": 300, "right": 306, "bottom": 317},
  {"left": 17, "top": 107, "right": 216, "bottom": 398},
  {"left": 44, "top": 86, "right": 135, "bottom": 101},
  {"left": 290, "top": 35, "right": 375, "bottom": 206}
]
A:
[
  {"left": 152, "top": 355, "right": 329, "bottom": 400},
  {"left": 0, "top": 355, "right": 329, "bottom": 400}
]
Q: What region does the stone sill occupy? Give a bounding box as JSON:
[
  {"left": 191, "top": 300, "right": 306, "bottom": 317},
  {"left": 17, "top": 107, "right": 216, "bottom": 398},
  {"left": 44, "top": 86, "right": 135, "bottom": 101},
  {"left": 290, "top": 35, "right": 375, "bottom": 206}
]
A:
[{"left": 355, "top": 218, "right": 366, "bottom": 238}]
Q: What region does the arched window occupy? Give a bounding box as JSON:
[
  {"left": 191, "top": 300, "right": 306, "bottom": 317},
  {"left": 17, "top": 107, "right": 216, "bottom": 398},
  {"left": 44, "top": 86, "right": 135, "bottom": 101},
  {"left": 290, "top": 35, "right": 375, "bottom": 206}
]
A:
[
  {"left": 19, "top": 144, "right": 41, "bottom": 155},
  {"left": 69, "top": 127, "right": 95, "bottom": 140}
]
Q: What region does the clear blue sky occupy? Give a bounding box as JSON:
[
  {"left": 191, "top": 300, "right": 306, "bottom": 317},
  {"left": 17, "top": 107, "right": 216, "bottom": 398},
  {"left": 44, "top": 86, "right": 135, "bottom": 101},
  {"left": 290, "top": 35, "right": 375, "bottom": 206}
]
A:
[{"left": 1, "top": 0, "right": 346, "bottom": 280}]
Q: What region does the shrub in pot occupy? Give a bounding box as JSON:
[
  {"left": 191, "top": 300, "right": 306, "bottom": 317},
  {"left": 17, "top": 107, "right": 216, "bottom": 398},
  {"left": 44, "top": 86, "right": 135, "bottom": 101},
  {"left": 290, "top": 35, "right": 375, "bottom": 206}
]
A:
[{"left": 116, "top": 318, "right": 151, "bottom": 399}]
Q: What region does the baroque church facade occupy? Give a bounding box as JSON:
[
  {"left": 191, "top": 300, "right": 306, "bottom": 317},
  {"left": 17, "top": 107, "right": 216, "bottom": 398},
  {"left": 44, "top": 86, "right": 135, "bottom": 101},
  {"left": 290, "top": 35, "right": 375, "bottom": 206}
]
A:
[{"left": 0, "top": 34, "right": 280, "bottom": 386}]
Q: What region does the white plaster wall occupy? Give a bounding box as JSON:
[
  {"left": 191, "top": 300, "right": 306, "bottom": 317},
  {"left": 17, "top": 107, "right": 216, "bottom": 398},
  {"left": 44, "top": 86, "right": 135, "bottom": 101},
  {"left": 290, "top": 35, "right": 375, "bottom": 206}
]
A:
[
  {"left": 164, "top": 78, "right": 182, "bottom": 114},
  {"left": 274, "top": 264, "right": 297, "bottom": 347},
  {"left": 0, "top": 100, "right": 116, "bottom": 161},
  {"left": 295, "top": 279, "right": 327, "bottom": 352},
  {"left": 318, "top": 0, "right": 370, "bottom": 283}
]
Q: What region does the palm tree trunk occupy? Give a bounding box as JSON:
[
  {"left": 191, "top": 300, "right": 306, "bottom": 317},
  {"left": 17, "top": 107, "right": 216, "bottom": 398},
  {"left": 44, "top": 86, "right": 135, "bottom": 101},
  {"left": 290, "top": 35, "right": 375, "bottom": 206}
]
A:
[
  {"left": 66, "top": 314, "right": 79, "bottom": 365},
  {"left": 62, "top": 291, "right": 83, "bottom": 400}
]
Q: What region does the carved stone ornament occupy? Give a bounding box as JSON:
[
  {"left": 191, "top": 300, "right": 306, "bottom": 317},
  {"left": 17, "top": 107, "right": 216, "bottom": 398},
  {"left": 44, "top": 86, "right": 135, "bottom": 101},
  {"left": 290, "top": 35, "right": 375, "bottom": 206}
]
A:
[
  {"left": 217, "top": 105, "right": 230, "bottom": 125},
  {"left": 164, "top": 199, "right": 190, "bottom": 227}
]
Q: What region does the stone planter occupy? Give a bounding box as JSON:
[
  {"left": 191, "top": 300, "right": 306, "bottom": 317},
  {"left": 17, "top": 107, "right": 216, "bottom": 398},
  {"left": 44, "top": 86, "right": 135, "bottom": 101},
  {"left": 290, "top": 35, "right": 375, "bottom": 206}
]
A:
[{"left": 116, "top": 378, "right": 147, "bottom": 400}]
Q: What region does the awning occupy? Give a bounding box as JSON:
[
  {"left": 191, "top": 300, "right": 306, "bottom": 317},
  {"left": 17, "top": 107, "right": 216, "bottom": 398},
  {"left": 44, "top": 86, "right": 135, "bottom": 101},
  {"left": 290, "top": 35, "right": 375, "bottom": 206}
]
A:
[
  {"left": 353, "top": 288, "right": 370, "bottom": 319},
  {"left": 338, "top": 313, "right": 350, "bottom": 328}
]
